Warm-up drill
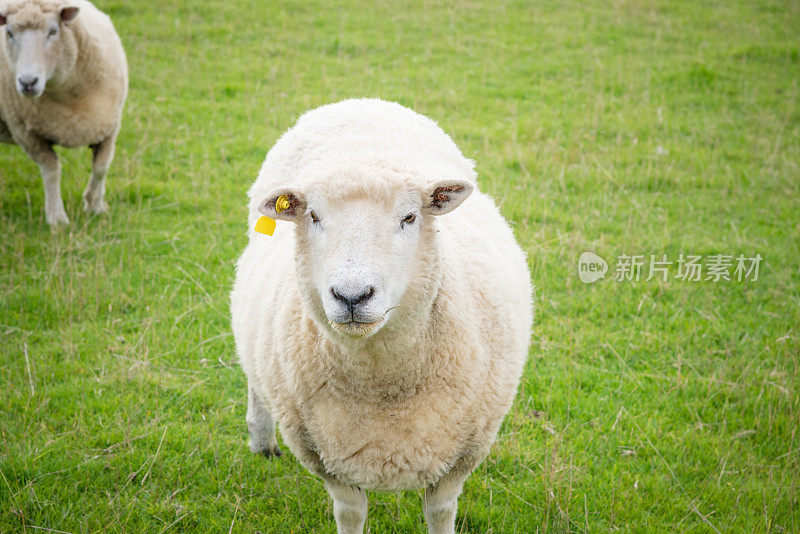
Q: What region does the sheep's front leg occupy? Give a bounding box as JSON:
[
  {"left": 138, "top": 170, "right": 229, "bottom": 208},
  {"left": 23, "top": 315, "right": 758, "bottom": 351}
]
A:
[
  {"left": 246, "top": 385, "right": 281, "bottom": 457},
  {"left": 83, "top": 132, "right": 117, "bottom": 214},
  {"left": 424, "top": 465, "right": 472, "bottom": 534},
  {"left": 19, "top": 135, "right": 69, "bottom": 226},
  {"left": 324, "top": 476, "right": 367, "bottom": 534}
]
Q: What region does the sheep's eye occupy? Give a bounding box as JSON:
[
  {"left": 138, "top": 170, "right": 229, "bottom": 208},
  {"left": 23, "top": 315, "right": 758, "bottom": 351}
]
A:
[
  {"left": 309, "top": 210, "right": 320, "bottom": 223},
  {"left": 401, "top": 213, "right": 416, "bottom": 226},
  {"left": 6, "top": 30, "right": 13, "bottom": 40},
  {"left": 47, "top": 27, "right": 57, "bottom": 37}
]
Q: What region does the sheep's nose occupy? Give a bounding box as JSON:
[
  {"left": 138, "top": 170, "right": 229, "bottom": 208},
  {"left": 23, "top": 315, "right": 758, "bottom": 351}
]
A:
[
  {"left": 331, "top": 286, "right": 375, "bottom": 310},
  {"left": 18, "top": 76, "right": 38, "bottom": 93}
]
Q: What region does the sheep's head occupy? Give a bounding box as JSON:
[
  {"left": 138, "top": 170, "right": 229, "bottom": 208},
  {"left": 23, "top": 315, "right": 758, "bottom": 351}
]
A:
[
  {"left": 0, "top": 2, "right": 80, "bottom": 98},
  {"left": 258, "top": 166, "right": 473, "bottom": 340}
]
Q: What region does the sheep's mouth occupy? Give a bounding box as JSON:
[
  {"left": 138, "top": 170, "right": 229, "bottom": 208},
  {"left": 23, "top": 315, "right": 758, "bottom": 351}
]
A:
[
  {"left": 18, "top": 86, "right": 43, "bottom": 98},
  {"left": 330, "top": 320, "right": 382, "bottom": 338}
]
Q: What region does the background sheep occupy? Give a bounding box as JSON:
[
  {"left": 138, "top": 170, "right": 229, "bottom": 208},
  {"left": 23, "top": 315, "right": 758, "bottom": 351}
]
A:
[
  {"left": 231, "top": 99, "right": 533, "bottom": 534},
  {"left": 0, "top": 0, "right": 127, "bottom": 226}
]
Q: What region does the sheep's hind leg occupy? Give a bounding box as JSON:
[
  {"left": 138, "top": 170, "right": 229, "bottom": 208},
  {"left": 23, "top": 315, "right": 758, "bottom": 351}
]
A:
[
  {"left": 0, "top": 118, "right": 13, "bottom": 144},
  {"left": 324, "top": 476, "right": 367, "bottom": 534},
  {"left": 246, "top": 385, "right": 282, "bottom": 457},
  {"left": 83, "top": 133, "right": 117, "bottom": 214}
]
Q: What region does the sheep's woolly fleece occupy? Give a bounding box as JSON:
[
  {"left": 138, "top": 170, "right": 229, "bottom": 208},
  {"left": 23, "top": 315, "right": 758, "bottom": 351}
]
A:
[{"left": 232, "top": 98, "right": 533, "bottom": 491}]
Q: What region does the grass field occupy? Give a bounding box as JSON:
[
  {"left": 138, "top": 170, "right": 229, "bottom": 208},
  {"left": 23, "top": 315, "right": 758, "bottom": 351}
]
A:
[{"left": 1, "top": 0, "right": 799, "bottom": 532}]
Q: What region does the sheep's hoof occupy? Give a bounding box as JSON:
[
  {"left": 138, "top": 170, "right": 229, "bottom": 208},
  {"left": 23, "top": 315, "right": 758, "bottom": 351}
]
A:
[
  {"left": 46, "top": 207, "right": 70, "bottom": 228},
  {"left": 260, "top": 446, "right": 283, "bottom": 459},
  {"left": 82, "top": 193, "right": 109, "bottom": 214},
  {"left": 252, "top": 442, "right": 282, "bottom": 459}
]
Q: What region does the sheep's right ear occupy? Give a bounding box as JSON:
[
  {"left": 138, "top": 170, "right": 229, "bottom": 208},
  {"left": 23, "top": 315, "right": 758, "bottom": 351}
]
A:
[
  {"left": 257, "top": 188, "right": 306, "bottom": 222},
  {"left": 422, "top": 179, "right": 474, "bottom": 216},
  {"left": 59, "top": 6, "right": 80, "bottom": 23}
]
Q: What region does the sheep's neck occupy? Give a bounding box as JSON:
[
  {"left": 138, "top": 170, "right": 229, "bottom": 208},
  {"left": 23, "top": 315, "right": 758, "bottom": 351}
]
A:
[{"left": 322, "top": 334, "right": 437, "bottom": 404}]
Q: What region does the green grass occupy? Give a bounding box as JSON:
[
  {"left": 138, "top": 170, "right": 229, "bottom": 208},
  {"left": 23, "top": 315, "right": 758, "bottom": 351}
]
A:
[{"left": 1, "top": 0, "right": 799, "bottom": 531}]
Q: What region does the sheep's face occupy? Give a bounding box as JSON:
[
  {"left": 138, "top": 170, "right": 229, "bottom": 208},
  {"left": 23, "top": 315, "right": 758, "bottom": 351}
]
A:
[
  {"left": 258, "top": 171, "right": 473, "bottom": 340},
  {"left": 0, "top": 5, "right": 80, "bottom": 98}
]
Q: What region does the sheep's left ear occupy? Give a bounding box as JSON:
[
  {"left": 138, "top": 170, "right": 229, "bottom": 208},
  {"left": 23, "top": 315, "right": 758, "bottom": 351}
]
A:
[
  {"left": 59, "top": 6, "right": 80, "bottom": 23},
  {"left": 422, "top": 180, "right": 474, "bottom": 216},
  {"left": 257, "top": 188, "right": 306, "bottom": 222}
]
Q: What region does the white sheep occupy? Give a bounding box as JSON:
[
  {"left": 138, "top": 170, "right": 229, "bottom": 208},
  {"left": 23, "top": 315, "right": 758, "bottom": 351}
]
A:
[
  {"left": 231, "top": 99, "right": 533, "bottom": 534},
  {"left": 0, "top": 0, "right": 127, "bottom": 226}
]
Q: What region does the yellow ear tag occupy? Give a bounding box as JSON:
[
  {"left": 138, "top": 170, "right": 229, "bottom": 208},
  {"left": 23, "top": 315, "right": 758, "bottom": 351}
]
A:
[
  {"left": 275, "top": 195, "right": 291, "bottom": 213},
  {"left": 254, "top": 216, "right": 276, "bottom": 236},
  {"left": 254, "top": 195, "right": 291, "bottom": 236}
]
